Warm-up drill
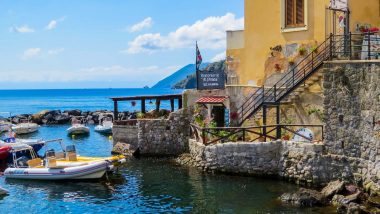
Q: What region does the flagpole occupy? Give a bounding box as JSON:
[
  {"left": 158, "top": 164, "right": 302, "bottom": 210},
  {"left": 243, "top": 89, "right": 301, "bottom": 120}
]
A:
[{"left": 196, "top": 41, "right": 199, "bottom": 90}]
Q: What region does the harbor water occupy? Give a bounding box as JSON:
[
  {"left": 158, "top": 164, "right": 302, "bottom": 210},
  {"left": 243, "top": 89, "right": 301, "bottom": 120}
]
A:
[{"left": 0, "top": 89, "right": 335, "bottom": 213}]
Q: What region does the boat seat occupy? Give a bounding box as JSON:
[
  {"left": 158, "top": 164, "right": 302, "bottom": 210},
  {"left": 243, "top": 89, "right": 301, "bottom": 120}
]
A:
[
  {"left": 27, "top": 158, "right": 42, "bottom": 168},
  {"left": 46, "top": 157, "right": 57, "bottom": 168},
  {"left": 55, "top": 152, "right": 65, "bottom": 159},
  {"left": 66, "top": 151, "right": 77, "bottom": 161}
]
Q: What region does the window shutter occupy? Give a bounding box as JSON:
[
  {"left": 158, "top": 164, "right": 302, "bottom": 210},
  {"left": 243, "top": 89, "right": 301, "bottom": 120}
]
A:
[
  {"left": 296, "top": 0, "right": 304, "bottom": 25},
  {"left": 286, "top": 0, "right": 294, "bottom": 26}
]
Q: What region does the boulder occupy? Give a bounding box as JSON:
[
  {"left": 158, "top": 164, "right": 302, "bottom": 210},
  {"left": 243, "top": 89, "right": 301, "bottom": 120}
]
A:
[
  {"left": 54, "top": 114, "right": 71, "bottom": 124},
  {"left": 280, "top": 188, "right": 325, "bottom": 207},
  {"left": 321, "top": 180, "right": 345, "bottom": 199},
  {"left": 112, "top": 142, "right": 134, "bottom": 156},
  {"left": 64, "top": 109, "right": 82, "bottom": 116}
]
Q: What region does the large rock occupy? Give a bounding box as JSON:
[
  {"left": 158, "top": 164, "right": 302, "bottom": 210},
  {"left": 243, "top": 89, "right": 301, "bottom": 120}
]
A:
[
  {"left": 112, "top": 142, "right": 134, "bottom": 156},
  {"left": 321, "top": 180, "right": 345, "bottom": 199},
  {"left": 280, "top": 188, "right": 325, "bottom": 207},
  {"left": 64, "top": 109, "right": 82, "bottom": 117},
  {"left": 54, "top": 114, "right": 71, "bottom": 124}
]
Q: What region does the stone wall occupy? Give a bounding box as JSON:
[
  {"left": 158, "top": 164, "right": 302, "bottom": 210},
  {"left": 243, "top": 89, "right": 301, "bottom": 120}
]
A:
[
  {"left": 187, "top": 139, "right": 349, "bottom": 186},
  {"left": 113, "top": 109, "right": 190, "bottom": 156},
  {"left": 323, "top": 61, "right": 380, "bottom": 193}
]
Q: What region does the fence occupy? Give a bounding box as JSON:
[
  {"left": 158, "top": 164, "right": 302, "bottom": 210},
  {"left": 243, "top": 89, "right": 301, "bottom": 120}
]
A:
[{"left": 190, "top": 124, "right": 324, "bottom": 145}]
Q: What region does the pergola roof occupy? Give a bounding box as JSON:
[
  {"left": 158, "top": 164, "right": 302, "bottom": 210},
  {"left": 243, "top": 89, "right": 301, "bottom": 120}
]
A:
[
  {"left": 196, "top": 96, "right": 228, "bottom": 104},
  {"left": 110, "top": 94, "right": 182, "bottom": 101}
]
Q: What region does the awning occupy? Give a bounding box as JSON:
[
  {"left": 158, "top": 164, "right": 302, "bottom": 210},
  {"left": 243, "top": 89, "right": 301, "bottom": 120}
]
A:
[{"left": 196, "top": 96, "right": 228, "bottom": 104}]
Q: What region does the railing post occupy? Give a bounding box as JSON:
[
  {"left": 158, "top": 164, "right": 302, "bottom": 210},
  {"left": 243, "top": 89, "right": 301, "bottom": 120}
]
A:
[
  {"left": 368, "top": 31, "right": 371, "bottom": 60},
  {"left": 329, "top": 33, "right": 333, "bottom": 60},
  {"left": 274, "top": 85, "right": 277, "bottom": 102},
  {"left": 292, "top": 68, "right": 295, "bottom": 87},
  {"left": 263, "top": 105, "right": 267, "bottom": 142},
  {"left": 243, "top": 129, "right": 246, "bottom": 141},
  {"left": 349, "top": 32, "right": 352, "bottom": 60}
]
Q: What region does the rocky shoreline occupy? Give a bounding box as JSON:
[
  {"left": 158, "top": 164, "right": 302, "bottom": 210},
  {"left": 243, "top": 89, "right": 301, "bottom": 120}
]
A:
[{"left": 5, "top": 110, "right": 122, "bottom": 125}]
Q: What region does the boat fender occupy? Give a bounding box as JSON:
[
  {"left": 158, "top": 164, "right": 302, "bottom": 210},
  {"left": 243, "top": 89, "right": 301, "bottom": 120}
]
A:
[{"left": 118, "top": 158, "right": 127, "bottom": 164}]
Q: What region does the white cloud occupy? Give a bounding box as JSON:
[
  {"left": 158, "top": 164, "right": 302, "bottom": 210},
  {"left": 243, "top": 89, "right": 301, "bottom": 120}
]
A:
[
  {"left": 22, "top": 48, "right": 41, "bottom": 60},
  {"left": 211, "top": 51, "right": 226, "bottom": 62},
  {"left": 48, "top": 48, "right": 65, "bottom": 55},
  {"left": 46, "top": 16, "right": 66, "bottom": 30},
  {"left": 9, "top": 25, "right": 35, "bottom": 33},
  {"left": 128, "top": 17, "right": 153, "bottom": 32},
  {"left": 124, "top": 13, "right": 244, "bottom": 54}
]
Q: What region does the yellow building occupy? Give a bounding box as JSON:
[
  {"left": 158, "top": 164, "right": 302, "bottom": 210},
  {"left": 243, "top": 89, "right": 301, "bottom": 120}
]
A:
[{"left": 227, "top": 0, "right": 380, "bottom": 86}]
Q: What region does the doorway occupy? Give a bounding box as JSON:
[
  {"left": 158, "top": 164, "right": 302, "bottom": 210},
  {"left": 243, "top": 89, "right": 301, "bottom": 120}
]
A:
[{"left": 211, "top": 106, "right": 225, "bottom": 127}]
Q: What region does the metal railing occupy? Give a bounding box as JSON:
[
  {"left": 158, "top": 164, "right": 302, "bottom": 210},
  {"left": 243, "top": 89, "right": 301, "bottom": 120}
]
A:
[
  {"left": 237, "top": 31, "right": 380, "bottom": 125},
  {"left": 190, "top": 124, "right": 324, "bottom": 145}
]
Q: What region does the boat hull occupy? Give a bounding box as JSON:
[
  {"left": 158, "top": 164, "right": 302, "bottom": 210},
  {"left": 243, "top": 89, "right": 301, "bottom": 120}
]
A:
[
  {"left": 67, "top": 126, "right": 90, "bottom": 135},
  {"left": 12, "top": 124, "right": 39, "bottom": 135},
  {"left": 94, "top": 125, "right": 112, "bottom": 134},
  {"left": 4, "top": 161, "right": 108, "bottom": 180},
  {"left": 0, "top": 147, "right": 11, "bottom": 160}
]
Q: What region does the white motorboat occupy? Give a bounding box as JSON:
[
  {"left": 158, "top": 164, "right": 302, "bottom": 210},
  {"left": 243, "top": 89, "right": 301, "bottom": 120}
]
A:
[
  {"left": 67, "top": 118, "right": 90, "bottom": 135},
  {"left": 94, "top": 118, "right": 113, "bottom": 134},
  {"left": 12, "top": 119, "right": 39, "bottom": 135},
  {"left": 4, "top": 144, "right": 110, "bottom": 180}
]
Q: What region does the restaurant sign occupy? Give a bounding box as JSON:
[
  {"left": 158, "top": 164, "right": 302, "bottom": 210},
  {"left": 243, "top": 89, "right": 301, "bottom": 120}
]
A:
[
  {"left": 197, "top": 70, "right": 225, "bottom": 90},
  {"left": 330, "top": 0, "right": 348, "bottom": 11}
]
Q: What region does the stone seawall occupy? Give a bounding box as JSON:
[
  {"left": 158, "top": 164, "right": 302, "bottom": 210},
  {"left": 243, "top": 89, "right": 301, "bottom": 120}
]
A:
[
  {"left": 186, "top": 139, "right": 355, "bottom": 186},
  {"left": 113, "top": 109, "right": 190, "bottom": 156}
]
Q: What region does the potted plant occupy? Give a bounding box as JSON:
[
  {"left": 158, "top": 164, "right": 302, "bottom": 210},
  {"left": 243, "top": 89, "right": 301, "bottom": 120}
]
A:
[
  {"left": 310, "top": 44, "right": 318, "bottom": 54},
  {"left": 298, "top": 47, "right": 307, "bottom": 56},
  {"left": 288, "top": 57, "right": 296, "bottom": 66}
]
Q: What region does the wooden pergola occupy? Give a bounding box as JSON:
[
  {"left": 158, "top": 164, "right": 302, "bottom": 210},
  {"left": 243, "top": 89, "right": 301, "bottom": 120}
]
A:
[{"left": 110, "top": 94, "right": 183, "bottom": 120}]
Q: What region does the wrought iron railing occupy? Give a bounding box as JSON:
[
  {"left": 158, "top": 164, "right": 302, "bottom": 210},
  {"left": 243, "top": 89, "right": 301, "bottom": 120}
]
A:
[{"left": 237, "top": 32, "right": 380, "bottom": 125}]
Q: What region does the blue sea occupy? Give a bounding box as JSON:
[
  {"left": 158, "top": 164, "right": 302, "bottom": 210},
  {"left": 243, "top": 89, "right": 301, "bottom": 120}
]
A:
[
  {"left": 0, "top": 88, "right": 333, "bottom": 213},
  {"left": 0, "top": 88, "right": 183, "bottom": 115}
]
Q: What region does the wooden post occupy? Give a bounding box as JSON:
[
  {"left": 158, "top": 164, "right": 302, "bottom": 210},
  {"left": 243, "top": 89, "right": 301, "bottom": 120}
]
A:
[
  {"left": 178, "top": 98, "right": 183, "bottom": 109},
  {"left": 170, "top": 99, "right": 175, "bottom": 112},
  {"left": 141, "top": 99, "right": 146, "bottom": 114},
  {"left": 155, "top": 99, "right": 161, "bottom": 111},
  {"left": 113, "top": 100, "right": 118, "bottom": 121}
]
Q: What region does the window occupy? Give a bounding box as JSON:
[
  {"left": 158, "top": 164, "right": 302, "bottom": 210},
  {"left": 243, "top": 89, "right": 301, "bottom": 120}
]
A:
[{"left": 285, "top": 0, "right": 305, "bottom": 28}]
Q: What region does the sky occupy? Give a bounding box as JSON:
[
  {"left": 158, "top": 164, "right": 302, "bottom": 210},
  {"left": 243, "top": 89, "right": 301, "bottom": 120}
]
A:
[{"left": 0, "top": 0, "right": 244, "bottom": 89}]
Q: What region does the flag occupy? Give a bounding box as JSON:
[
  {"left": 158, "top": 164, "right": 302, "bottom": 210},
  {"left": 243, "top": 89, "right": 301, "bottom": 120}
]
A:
[{"left": 196, "top": 42, "right": 202, "bottom": 71}]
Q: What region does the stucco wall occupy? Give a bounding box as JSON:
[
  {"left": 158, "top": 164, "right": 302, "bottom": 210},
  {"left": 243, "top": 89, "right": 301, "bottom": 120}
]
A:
[{"left": 241, "top": 0, "right": 380, "bottom": 86}]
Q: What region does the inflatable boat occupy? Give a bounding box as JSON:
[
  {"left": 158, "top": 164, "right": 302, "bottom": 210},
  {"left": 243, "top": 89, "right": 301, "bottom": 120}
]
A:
[
  {"left": 4, "top": 144, "right": 110, "bottom": 180},
  {"left": 4, "top": 160, "right": 109, "bottom": 180},
  {"left": 94, "top": 118, "right": 113, "bottom": 134},
  {"left": 12, "top": 122, "right": 39, "bottom": 135}
]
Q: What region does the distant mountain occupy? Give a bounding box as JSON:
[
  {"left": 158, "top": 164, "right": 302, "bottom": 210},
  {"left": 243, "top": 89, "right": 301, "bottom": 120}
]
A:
[
  {"left": 152, "top": 63, "right": 208, "bottom": 89},
  {"left": 172, "top": 60, "right": 226, "bottom": 89}
]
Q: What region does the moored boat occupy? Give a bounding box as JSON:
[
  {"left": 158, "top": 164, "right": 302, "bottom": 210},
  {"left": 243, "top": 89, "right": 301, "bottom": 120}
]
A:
[
  {"left": 12, "top": 119, "right": 39, "bottom": 135},
  {"left": 4, "top": 144, "right": 110, "bottom": 180},
  {"left": 94, "top": 118, "right": 113, "bottom": 134},
  {"left": 0, "top": 146, "right": 11, "bottom": 161},
  {"left": 67, "top": 118, "right": 89, "bottom": 135}
]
